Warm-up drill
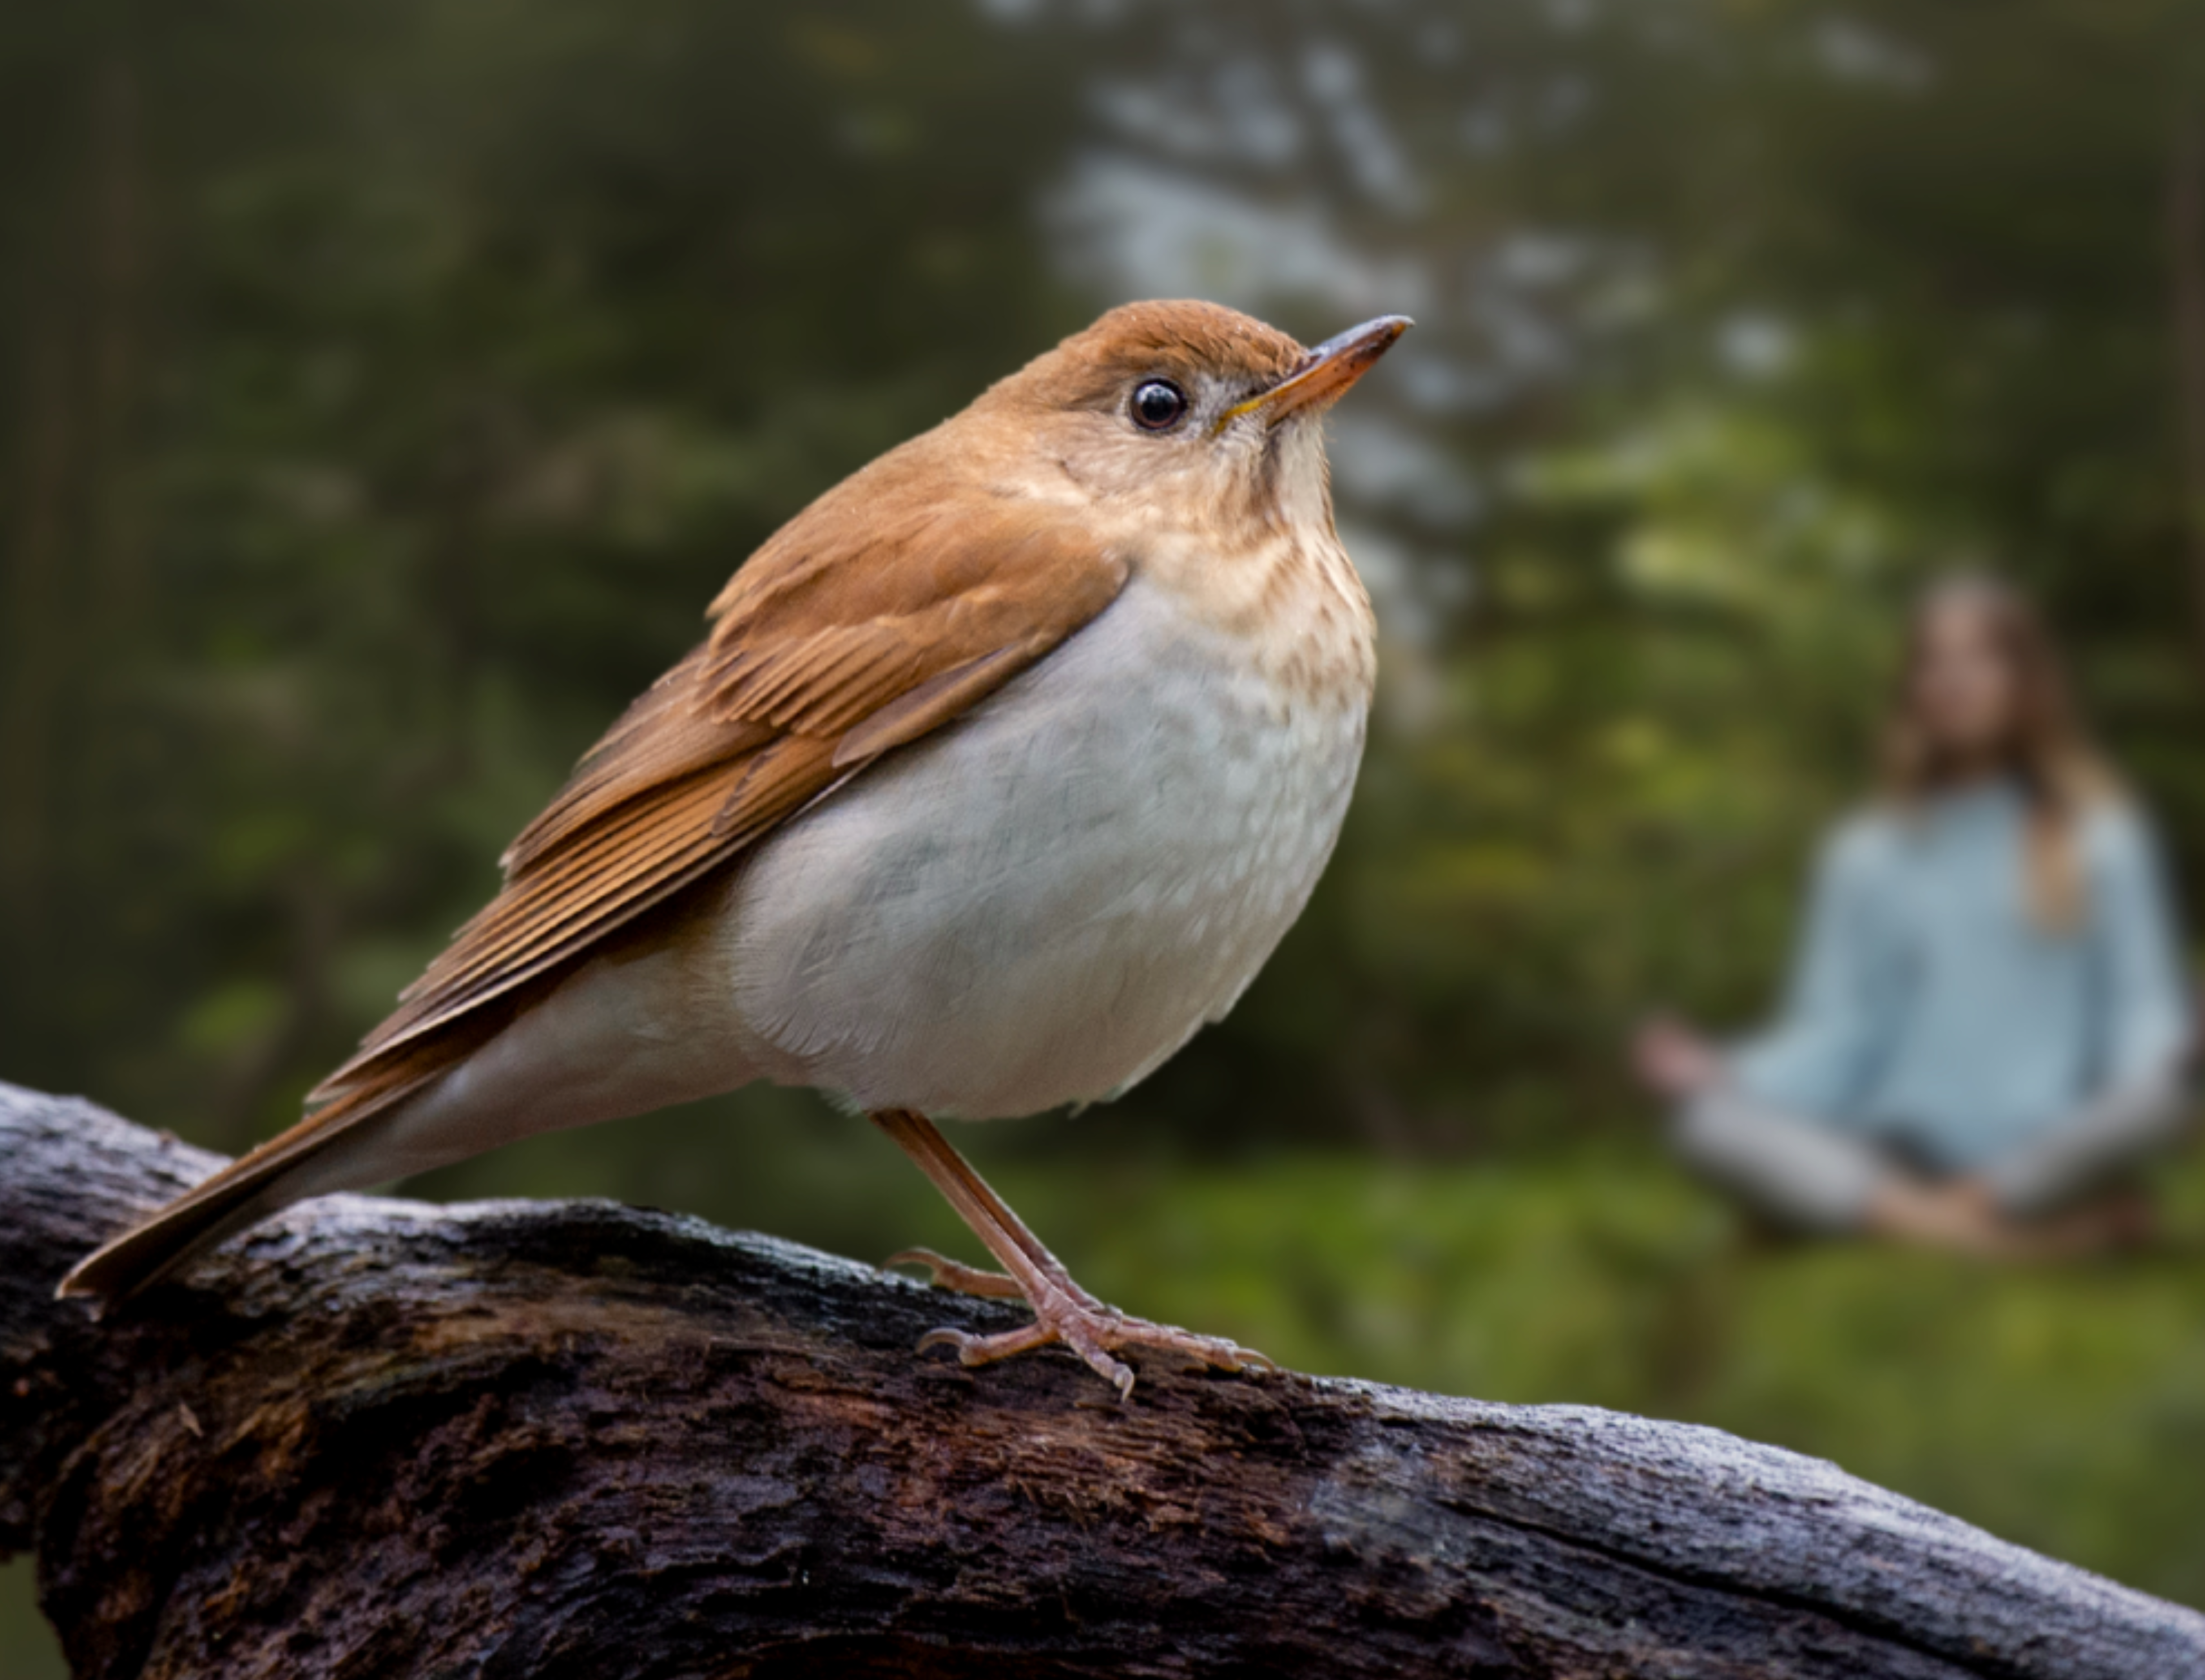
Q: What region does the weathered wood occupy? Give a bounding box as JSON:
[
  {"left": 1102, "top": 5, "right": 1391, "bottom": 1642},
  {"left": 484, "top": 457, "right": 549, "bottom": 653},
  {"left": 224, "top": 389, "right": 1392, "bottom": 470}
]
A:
[{"left": 1, "top": 1081, "right": 2200, "bottom": 1679}]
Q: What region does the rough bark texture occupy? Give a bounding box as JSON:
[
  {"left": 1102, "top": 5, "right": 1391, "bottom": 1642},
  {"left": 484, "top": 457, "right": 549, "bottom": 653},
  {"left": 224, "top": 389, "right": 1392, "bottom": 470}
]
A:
[{"left": 2, "top": 1082, "right": 2202, "bottom": 1679}]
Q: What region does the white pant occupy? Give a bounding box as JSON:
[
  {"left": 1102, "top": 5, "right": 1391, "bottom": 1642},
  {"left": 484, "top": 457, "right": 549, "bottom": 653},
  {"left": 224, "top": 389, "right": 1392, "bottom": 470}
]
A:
[{"left": 1672, "top": 1076, "right": 2193, "bottom": 1232}]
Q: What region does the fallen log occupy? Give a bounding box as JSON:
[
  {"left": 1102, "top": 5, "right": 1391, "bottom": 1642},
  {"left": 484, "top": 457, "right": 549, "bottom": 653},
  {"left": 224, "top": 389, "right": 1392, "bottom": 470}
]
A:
[{"left": 1, "top": 1079, "right": 2200, "bottom": 1678}]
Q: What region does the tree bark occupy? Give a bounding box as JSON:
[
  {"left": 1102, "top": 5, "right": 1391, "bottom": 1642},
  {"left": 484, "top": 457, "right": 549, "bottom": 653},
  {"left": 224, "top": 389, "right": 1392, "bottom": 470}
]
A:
[{"left": 2, "top": 1081, "right": 2200, "bottom": 1680}]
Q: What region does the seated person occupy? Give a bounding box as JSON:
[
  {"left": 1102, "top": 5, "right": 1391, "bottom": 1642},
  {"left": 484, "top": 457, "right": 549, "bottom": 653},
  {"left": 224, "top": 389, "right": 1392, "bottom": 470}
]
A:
[{"left": 1634, "top": 575, "right": 2194, "bottom": 1255}]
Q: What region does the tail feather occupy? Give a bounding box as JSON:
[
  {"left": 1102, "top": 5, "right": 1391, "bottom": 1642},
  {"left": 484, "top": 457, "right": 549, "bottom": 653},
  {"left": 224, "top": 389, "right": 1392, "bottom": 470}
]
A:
[
  {"left": 60, "top": 902, "right": 731, "bottom": 1307},
  {"left": 57, "top": 1061, "right": 445, "bottom": 1306}
]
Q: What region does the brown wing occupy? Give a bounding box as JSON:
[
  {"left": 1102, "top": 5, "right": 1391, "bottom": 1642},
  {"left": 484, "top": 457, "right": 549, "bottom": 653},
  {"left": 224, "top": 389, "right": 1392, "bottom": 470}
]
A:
[
  {"left": 314, "top": 480, "right": 1128, "bottom": 1100},
  {"left": 56, "top": 440, "right": 1125, "bottom": 1305}
]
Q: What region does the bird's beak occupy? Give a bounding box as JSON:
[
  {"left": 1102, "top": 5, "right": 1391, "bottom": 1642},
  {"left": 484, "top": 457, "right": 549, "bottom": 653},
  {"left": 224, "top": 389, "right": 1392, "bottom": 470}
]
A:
[{"left": 1221, "top": 314, "right": 1413, "bottom": 430}]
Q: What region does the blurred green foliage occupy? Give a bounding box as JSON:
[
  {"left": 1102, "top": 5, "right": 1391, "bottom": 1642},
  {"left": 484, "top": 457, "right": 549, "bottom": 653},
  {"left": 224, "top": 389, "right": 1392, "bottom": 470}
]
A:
[{"left": 6, "top": 0, "right": 2205, "bottom": 1667}]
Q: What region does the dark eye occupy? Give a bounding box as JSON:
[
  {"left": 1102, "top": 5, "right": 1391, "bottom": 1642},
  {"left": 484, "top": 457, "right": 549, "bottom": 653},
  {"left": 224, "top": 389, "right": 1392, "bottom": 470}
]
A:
[{"left": 1130, "top": 378, "right": 1189, "bottom": 431}]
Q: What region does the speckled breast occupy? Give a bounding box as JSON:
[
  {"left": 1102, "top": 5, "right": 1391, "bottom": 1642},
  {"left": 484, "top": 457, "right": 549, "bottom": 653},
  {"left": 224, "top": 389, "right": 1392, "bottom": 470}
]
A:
[{"left": 718, "top": 570, "right": 1372, "bottom": 1120}]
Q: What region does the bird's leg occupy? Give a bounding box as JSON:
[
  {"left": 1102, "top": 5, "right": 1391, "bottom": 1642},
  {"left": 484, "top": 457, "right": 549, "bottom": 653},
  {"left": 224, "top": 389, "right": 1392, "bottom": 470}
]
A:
[{"left": 870, "top": 1108, "right": 1274, "bottom": 1399}]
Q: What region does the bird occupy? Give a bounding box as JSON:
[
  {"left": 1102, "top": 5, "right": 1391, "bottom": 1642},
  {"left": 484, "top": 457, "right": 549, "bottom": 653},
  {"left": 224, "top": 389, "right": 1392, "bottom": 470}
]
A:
[{"left": 60, "top": 299, "right": 1408, "bottom": 1398}]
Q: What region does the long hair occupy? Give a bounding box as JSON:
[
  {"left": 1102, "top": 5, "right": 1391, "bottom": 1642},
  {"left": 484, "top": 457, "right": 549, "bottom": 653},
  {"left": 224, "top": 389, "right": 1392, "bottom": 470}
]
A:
[{"left": 1880, "top": 574, "right": 2114, "bottom": 933}]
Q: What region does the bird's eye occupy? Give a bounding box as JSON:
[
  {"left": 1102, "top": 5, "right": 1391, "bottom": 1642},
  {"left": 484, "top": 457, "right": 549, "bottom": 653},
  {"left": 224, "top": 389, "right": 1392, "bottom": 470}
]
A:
[{"left": 1129, "top": 379, "right": 1189, "bottom": 432}]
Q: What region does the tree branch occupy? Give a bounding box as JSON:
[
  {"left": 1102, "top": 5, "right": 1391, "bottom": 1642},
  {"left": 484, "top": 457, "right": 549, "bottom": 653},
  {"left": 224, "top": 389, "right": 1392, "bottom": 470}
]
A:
[{"left": 2, "top": 1080, "right": 2199, "bottom": 1679}]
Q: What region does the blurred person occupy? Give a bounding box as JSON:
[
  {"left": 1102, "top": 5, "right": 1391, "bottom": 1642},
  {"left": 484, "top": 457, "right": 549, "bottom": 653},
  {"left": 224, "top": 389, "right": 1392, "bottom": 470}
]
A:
[{"left": 1634, "top": 576, "right": 2194, "bottom": 1257}]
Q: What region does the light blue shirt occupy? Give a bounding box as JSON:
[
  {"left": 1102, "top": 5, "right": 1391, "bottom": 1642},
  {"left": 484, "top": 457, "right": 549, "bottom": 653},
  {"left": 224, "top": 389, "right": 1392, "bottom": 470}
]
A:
[{"left": 1732, "top": 784, "right": 2192, "bottom": 1170}]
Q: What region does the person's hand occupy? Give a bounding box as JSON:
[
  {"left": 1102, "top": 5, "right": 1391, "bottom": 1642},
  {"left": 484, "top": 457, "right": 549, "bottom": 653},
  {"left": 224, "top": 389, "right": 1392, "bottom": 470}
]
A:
[
  {"left": 1867, "top": 1176, "right": 2017, "bottom": 1257},
  {"left": 1866, "top": 1175, "right": 1977, "bottom": 1251},
  {"left": 1632, "top": 1016, "right": 1725, "bottom": 1101}
]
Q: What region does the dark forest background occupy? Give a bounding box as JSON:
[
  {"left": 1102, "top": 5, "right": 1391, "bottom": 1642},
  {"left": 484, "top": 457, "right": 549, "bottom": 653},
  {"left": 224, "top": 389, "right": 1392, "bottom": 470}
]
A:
[{"left": 7, "top": 2, "right": 2205, "bottom": 1665}]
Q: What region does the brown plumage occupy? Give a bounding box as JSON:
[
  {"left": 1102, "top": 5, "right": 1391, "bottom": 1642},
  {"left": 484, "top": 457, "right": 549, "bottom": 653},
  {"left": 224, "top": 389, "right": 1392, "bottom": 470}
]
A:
[
  {"left": 61, "top": 300, "right": 1408, "bottom": 1399},
  {"left": 64, "top": 452, "right": 1125, "bottom": 1303}
]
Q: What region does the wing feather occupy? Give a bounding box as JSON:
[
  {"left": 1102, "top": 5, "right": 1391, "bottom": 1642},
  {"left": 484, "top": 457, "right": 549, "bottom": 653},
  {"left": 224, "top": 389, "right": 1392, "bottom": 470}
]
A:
[{"left": 311, "top": 468, "right": 1127, "bottom": 1104}]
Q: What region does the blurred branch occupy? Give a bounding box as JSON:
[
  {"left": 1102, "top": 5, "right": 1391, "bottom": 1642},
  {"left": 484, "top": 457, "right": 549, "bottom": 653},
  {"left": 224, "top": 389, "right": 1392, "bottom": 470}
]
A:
[{"left": 2, "top": 1081, "right": 2199, "bottom": 1680}]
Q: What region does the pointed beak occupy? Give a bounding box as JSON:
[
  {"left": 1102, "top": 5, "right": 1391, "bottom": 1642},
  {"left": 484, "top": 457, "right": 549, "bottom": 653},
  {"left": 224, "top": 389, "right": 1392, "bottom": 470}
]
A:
[{"left": 1223, "top": 314, "right": 1413, "bottom": 429}]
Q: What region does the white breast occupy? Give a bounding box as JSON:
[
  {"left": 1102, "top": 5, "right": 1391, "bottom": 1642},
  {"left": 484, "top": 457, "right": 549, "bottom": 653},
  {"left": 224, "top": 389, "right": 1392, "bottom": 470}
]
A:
[{"left": 716, "top": 572, "right": 1370, "bottom": 1120}]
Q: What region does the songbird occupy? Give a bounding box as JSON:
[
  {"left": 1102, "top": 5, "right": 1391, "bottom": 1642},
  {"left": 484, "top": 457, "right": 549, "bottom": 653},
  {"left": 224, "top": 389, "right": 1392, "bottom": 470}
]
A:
[{"left": 61, "top": 300, "right": 1408, "bottom": 1398}]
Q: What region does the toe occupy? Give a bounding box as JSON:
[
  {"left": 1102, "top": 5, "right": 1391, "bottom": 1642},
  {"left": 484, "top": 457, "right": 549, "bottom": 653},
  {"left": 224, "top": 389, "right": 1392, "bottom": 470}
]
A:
[
  {"left": 1104, "top": 1322, "right": 1276, "bottom": 1376},
  {"left": 917, "top": 1320, "right": 1055, "bottom": 1366},
  {"left": 886, "top": 1248, "right": 1025, "bottom": 1300},
  {"left": 1054, "top": 1322, "right": 1137, "bottom": 1398}
]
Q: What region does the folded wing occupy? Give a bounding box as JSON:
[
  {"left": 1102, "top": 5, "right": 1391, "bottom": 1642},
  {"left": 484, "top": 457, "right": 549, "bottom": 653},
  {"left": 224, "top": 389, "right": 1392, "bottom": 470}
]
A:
[{"left": 60, "top": 449, "right": 1126, "bottom": 1301}]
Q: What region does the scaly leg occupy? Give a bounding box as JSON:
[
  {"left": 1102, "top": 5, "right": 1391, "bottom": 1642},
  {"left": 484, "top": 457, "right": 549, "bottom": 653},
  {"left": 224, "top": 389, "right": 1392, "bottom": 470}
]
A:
[{"left": 870, "top": 1108, "right": 1274, "bottom": 1400}]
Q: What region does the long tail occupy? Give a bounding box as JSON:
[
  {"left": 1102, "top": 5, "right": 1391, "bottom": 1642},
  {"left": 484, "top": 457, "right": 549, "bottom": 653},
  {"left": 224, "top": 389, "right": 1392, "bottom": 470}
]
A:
[
  {"left": 58, "top": 1052, "right": 461, "bottom": 1307},
  {"left": 60, "top": 897, "right": 739, "bottom": 1305}
]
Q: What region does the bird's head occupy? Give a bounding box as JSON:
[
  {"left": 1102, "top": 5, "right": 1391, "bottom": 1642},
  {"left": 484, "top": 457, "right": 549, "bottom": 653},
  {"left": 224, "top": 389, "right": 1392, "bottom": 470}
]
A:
[{"left": 976, "top": 300, "right": 1409, "bottom": 538}]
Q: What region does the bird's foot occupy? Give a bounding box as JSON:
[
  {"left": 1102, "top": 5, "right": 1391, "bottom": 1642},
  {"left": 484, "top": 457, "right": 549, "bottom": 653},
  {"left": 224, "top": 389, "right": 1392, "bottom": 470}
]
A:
[{"left": 889, "top": 1248, "right": 1274, "bottom": 1400}]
